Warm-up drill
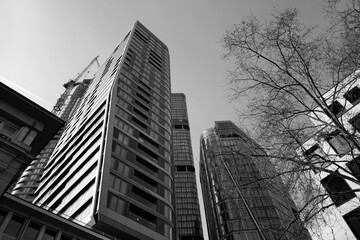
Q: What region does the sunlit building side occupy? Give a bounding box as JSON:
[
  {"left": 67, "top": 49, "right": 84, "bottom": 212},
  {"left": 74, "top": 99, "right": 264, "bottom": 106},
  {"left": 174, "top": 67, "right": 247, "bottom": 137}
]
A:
[
  {"left": 301, "top": 70, "right": 360, "bottom": 240},
  {"left": 33, "top": 21, "right": 175, "bottom": 240},
  {"left": 0, "top": 82, "right": 64, "bottom": 197},
  {"left": 11, "top": 78, "right": 93, "bottom": 201}
]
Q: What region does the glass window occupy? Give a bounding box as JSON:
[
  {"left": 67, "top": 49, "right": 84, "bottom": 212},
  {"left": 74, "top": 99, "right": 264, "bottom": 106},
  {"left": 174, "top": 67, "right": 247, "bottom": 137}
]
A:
[
  {"left": 343, "top": 207, "right": 360, "bottom": 239},
  {"left": 42, "top": 228, "right": 58, "bottom": 240},
  {"left": 0, "top": 120, "right": 18, "bottom": 137},
  {"left": 344, "top": 86, "right": 360, "bottom": 104},
  {"left": 22, "top": 221, "right": 41, "bottom": 240},
  {"left": 60, "top": 234, "right": 73, "bottom": 240},
  {"left": 107, "top": 192, "right": 126, "bottom": 214},
  {"left": 327, "top": 101, "right": 344, "bottom": 117},
  {"left": 4, "top": 214, "right": 26, "bottom": 237},
  {"left": 347, "top": 156, "right": 360, "bottom": 181},
  {"left": 349, "top": 113, "right": 360, "bottom": 132},
  {"left": 321, "top": 172, "right": 356, "bottom": 206},
  {"left": 326, "top": 130, "right": 352, "bottom": 155}
]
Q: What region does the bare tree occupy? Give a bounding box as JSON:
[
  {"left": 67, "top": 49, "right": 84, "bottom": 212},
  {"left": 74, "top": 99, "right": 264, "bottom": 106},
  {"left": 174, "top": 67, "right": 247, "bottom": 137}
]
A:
[{"left": 222, "top": 3, "right": 360, "bottom": 239}]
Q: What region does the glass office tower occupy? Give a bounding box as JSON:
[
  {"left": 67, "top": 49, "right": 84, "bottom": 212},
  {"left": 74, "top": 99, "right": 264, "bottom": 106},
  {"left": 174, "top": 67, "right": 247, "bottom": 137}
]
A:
[
  {"left": 33, "top": 21, "right": 175, "bottom": 240},
  {"left": 200, "top": 121, "right": 309, "bottom": 240},
  {"left": 171, "top": 93, "right": 203, "bottom": 240}
]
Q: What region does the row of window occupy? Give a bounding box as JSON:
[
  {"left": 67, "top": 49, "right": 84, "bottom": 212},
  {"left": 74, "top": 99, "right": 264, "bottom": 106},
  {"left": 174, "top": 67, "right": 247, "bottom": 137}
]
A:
[
  {"left": 110, "top": 152, "right": 173, "bottom": 195},
  {"left": 124, "top": 45, "right": 170, "bottom": 95},
  {"left": 130, "top": 32, "right": 170, "bottom": 78},
  {"left": 0, "top": 208, "right": 75, "bottom": 240},
  {"left": 118, "top": 69, "right": 171, "bottom": 119},
  {"left": 107, "top": 192, "right": 174, "bottom": 239},
  {"left": 116, "top": 88, "right": 171, "bottom": 139}
]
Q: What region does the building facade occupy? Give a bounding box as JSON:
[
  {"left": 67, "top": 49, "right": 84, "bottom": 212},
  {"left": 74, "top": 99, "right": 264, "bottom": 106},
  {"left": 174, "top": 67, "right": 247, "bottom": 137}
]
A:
[
  {"left": 0, "top": 193, "right": 113, "bottom": 240},
  {"left": 11, "top": 78, "right": 93, "bottom": 201},
  {"left": 0, "top": 82, "right": 110, "bottom": 240},
  {"left": 33, "top": 21, "right": 175, "bottom": 240},
  {"left": 171, "top": 93, "right": 203, "bottom": 240},
  {"left": 0, "top": 82, "right": 64, "bottom": 197},
  {"left": 300, "top": 70, "right": 360, "bottom": 240},
  {"left": 200, "top": 121, "right": 309, "bottom": 240}
]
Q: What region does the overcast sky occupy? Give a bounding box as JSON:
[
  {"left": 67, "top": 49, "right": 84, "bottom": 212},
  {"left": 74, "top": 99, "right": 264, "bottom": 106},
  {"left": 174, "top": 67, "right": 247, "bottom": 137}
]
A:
[{"left": 1, "top": 0, "right": 325, "bottom": 238}]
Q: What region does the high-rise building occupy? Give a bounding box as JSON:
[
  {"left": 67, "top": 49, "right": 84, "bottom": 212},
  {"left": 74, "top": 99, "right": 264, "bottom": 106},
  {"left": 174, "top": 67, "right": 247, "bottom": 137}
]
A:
[
  {"left": 171, "top": 93, "right": 203, "bottom": 240},
  {"left": 33, "top": 21, "right": 175, "bottom": 240},
  {"left": 0, "top": 82, "right": 64, "bottom": 197},
  {"left": 200, "top": 121, "right": 309, "bottom": 240},
  {"left": 12, "top": 57, "right": 99, "bottom": 201},
  {"left": 0, "top": 82, "right": 110, "bottom": 240}
]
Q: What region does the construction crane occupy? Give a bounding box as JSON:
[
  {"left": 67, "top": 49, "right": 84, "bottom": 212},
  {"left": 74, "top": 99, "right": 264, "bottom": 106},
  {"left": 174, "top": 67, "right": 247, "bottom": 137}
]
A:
[
  {"left": 53, "top": 56, "right": 100, "bottom": 114},
  {"left": 63, "top": 55, "right": 100, "bottom": 88}
]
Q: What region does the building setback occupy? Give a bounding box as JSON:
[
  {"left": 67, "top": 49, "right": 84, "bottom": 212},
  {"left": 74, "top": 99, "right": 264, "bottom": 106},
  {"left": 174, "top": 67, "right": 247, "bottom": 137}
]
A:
[
  {"left": 33, "top": 21, "right": 175, "bottom": 240},
  {"left": 171, "top": 93, "right": 203, "bottom": 240},
  {"left": 200, "top": 121, "right": 309, "bottom": 240}
]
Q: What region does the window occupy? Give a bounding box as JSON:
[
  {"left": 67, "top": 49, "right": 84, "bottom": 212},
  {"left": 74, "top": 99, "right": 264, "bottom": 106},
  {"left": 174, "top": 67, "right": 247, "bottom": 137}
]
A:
[
  {"left": 109, "top": 173, "right": 129, "bottom": 194},
  {"left": 344, "top": 86, "right": 360, "bottom": 104},
  {"left": 346, "top": 156, "right": 360, "bottom": 181},
  {"left": 304, "top": 144, "right": 331, "bottom": 170},
  {"left": 60, "top": 234, "right": 73, "bottom": 240},
  {"left": 325, "top": 130, "right": 352, "bottom": 155},
  {"left": 107, "top": 192, "right": 126, "bottom": 214},
  {"left": 349, "top": 113, "right": 360, "bottom": 132},
  {"left": 42, "top": 227, "right": 58, "bottom": 240},
  {"left": 321, "top": 172, "right": 356, "bottom": 206},
  {"left": 327, "top": 101, "right": 344, "bottom": 117},
  {"left": 128, "top": 204, "right": 156, "bottom": 230},
  {"left": 3, "top": 214, "right": 26, "bottom": 237},
  {"left": 22, "top": 221, "right": 41, "bottom": 240},
  {"left": 304, "top": 144, "right": 320, "bottom": 157},
  {"left": 343, "top": 207, "right": 360, "bottom": 239},
  {"left": 0, "top": 119, "right": 18, "bottom": 137}
]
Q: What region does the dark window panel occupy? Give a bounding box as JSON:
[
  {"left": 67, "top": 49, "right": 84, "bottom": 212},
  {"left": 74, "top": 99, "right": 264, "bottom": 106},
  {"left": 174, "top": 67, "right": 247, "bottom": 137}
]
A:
[
  {"left": 320, "top": 172, "right": 356, "bottom": 207},
  {"left": 344, "top": 86, "right": 360, "bottom": 104}
]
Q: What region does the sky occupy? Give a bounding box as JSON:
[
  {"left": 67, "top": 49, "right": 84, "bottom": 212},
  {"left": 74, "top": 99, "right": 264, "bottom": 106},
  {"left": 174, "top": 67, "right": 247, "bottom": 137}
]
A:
[{"left": 0, "top": 0, "right": 325, "bottom": 239}]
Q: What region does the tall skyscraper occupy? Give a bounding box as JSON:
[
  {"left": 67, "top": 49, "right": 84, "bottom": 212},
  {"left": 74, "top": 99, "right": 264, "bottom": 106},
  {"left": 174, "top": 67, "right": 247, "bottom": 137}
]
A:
[
  {"left": 11, "top": 57, "right": 99, "bottom": 201},
  {"left": 171, "top": 93, "right": 203, "bottom": 240},
  {"left": 200, "top": 121, "right": 309, "bottom": 240},
  {"left": 33, "top": 21, "right": 175, "bottom": 240}
]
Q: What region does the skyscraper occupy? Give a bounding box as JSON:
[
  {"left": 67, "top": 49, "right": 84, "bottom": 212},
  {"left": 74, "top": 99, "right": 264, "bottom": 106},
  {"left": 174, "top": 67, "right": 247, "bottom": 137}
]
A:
[
  {"left": 200, "top": 121, "right": 309, "bottom": 240},
  {"left": 12, "top": 57, "right": 99, "bottom": 201},
  {"left": 33, "top": 21, "right": 175, "bottom": 240},
  {"left": 171, "top": 93, "right": 203, "bottom": 240}
]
